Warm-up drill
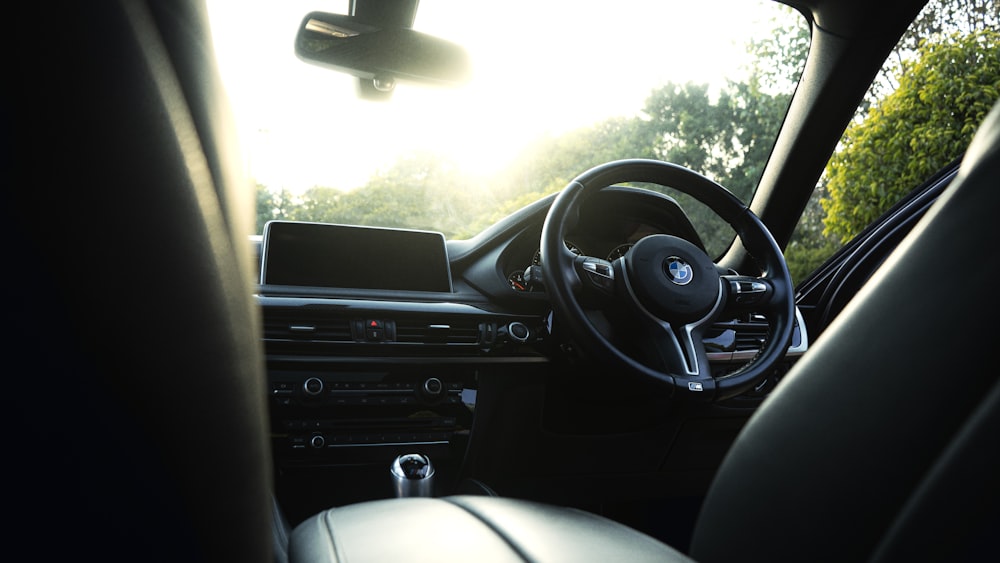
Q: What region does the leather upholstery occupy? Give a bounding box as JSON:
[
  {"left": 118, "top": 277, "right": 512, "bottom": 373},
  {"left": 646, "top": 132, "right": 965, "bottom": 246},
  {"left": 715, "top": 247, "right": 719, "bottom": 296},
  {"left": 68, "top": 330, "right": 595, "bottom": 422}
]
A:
[
  {"left": 289, "top": 496, "right": 695, "bottom": 563},
  {"left": 690, "top": 100, "right": 1000, "bottom": 562},
  {"left": 12, "top": 1, "right": 272, "bottom": 561}
]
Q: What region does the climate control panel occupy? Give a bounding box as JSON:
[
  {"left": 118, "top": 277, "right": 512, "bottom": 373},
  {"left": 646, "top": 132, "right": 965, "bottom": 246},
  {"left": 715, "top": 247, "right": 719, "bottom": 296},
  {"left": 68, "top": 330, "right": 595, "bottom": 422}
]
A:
[
  {"left": 267, "top": 367, "right": 474, "bottom": 465},
  {"left": 271, "top": 375, "right": 464, "bottom": 408}
]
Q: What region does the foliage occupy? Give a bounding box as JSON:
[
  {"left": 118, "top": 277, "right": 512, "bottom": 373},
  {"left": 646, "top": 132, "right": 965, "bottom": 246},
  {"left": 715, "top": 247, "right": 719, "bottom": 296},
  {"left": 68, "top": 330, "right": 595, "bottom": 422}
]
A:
[
  {"left": 821, "top": 29, "right": 1000, "bottom": 242},
  {"left": 744, "top": 12, "right": 811, "bottom": 98},
  {"left": 255, "top": 183, "right": 295, "bottom": 233},
  {"left": 638, "top": 73, "right": 795, "bottom": 257},
  {"left": 784, "top": 240, "right": 842, "bottom": 287},
  {"left": 869, "top": 0, "right": 999, "bottom": 105},
  {"left": 292, "top": 186, "right": 344, "bottom": 223},
  {"left": 790, "top": 0, "right": 997, "bottom": 279},
  {"left": 498, "top": 117, "right": 658, "bottom": 202},
  {"left": 362, "top": 152, "right": 496, "bottom": 236},
  {"left": 252, "top": 1, "right": 998, "bottom": 290},
  {"left": 253, "top": 12, "right": 806, "bottom": 246},
  {"left": 904, "top": 0, "right": 999, "bottom": 49}
]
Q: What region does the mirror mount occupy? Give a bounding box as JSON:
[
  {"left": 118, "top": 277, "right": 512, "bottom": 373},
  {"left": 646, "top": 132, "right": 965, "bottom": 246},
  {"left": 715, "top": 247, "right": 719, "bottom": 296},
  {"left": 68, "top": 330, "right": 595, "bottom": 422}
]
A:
[
  {"left": 295, "top": 3, "right": 471, "bottom": 101},
  {"left": 350, "top": 0, "right": 418, "bottom": 28}
]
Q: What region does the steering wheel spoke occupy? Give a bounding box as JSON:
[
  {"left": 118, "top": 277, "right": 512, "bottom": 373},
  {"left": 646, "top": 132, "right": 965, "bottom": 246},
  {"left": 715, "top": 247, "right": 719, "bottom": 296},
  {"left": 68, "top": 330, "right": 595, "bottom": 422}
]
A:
[{"left": 640, "top": 318, "right": 712, "bottom": 381}]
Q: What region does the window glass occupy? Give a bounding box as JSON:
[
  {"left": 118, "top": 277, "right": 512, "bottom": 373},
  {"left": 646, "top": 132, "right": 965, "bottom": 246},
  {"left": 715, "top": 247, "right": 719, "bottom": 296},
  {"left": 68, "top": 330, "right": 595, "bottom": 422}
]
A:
[
  {"left": 209, "top": 0, "right": 806, "bottom": 253},
  {"left": 786, "top": 0, "right": 1000, "bottom": 285}
]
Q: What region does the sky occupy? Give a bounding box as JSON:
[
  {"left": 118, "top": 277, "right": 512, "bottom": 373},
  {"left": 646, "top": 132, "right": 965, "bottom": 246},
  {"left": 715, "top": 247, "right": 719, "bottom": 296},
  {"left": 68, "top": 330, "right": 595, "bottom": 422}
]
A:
[{"left": 207, "top": 0, "right": 797, "bottom": 193}]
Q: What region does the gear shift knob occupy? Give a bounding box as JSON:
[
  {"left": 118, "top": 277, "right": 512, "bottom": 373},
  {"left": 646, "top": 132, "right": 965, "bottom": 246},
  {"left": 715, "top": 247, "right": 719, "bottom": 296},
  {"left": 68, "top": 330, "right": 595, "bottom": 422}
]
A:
[{"left": 390, "top": 453, "right": 435, "bottom": 497}]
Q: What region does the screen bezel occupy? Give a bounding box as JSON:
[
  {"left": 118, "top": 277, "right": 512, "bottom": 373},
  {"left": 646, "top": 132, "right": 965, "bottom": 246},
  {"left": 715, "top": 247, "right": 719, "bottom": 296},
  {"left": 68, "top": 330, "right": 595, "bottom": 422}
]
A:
[{"left": 260, "top": 221, "right": 453, "bottom": 293}]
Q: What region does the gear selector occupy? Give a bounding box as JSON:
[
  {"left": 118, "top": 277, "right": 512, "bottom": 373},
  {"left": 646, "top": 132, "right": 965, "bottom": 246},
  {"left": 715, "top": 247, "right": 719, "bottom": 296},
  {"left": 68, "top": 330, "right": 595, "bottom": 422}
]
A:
[{"left": 390, "top": 453, "right": 435, "bottom": 498}]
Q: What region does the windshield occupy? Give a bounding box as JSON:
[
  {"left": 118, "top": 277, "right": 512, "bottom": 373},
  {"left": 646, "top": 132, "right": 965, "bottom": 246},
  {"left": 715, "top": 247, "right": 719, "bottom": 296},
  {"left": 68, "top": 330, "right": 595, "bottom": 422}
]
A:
[{"left": 209, "top": 0, "right": 807, "bottom": 254}]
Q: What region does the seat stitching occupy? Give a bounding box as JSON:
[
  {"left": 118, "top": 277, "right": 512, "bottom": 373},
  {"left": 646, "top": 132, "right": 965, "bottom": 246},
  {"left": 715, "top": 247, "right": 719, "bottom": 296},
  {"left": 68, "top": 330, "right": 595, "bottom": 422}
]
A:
[{"left": 322, "top": 509, "right": 347, "bottom": 563}]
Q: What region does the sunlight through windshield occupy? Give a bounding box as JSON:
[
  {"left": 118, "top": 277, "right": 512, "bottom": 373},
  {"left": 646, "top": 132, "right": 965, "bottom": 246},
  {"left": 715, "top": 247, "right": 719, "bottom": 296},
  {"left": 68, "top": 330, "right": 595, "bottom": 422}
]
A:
[{"left": 209, "top": 0, "right": 807, "bottom": 242}]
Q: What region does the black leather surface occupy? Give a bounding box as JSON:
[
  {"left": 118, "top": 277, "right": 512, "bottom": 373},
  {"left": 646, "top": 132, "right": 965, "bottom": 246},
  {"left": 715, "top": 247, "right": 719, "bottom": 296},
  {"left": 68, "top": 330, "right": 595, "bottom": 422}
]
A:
[
  {"left": 289, "top": 496, "right": 695, "bottom": 563},
  {"left": 13, "top": 1, "right": 272, "bottom": 561},
  {"left": 690, "top": 100, "right": 1000, "bottom": 562}
]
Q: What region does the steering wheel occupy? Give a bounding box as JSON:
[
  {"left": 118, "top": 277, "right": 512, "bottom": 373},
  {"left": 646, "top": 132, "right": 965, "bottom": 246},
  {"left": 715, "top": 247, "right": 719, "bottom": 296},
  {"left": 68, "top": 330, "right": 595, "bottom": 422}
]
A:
[{"left": 541, "top": 159, "right": 794, "bottom": 401}]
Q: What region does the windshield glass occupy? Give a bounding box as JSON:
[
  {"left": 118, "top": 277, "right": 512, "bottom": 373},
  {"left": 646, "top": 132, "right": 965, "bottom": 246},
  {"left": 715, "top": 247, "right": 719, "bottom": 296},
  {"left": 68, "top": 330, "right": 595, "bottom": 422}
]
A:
[{"left": 209, "top": 0, "right": 807, "bottom": 254}]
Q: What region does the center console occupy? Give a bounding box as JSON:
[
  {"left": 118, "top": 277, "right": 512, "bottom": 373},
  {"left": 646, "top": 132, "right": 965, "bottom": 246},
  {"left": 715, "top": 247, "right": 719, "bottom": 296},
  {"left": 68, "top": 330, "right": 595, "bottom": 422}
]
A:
[
  {"left": 268, "top": 364, "right": 474, "bottom": 466},
  {"left": 256, "top": 221, "right": 546, "bottom": 523},
  {"left": 266, "top": 359, "right": 478, "bottom": 523}
]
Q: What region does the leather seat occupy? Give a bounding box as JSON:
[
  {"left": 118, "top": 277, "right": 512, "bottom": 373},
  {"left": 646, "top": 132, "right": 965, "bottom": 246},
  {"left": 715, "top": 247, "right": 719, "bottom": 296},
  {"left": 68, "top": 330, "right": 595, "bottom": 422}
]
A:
[
  {"left": 291, "top": 496, "right": 696, "bottom": 562},
  {"left": 10, "top": 1, "right": 997, "bottom": 562},
  {"left": 12, "top": 1, "right": 272, "bottom": 562},
  {"left": 690, "top": 95, "right": 1000, "bottom": 562}
]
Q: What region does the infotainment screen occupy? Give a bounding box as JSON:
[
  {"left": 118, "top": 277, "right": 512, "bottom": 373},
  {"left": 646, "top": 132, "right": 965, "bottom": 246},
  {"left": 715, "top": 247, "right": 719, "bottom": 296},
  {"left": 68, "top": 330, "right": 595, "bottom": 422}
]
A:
[{"left": 261, "top": 221, "right": 453, "bottom": 292}]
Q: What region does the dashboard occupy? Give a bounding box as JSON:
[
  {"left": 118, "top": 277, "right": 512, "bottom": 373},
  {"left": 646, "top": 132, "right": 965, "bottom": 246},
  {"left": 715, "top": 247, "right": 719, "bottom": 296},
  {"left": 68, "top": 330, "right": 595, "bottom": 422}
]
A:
[
  {"left": 253, "top": 185, "right": 807, "bottom": 522},
  {"left": 508, "top": 221, "right": 674, "bottom": 292},
  {"left": 495, "top": 187, "right": 709, "bottom": 294}
]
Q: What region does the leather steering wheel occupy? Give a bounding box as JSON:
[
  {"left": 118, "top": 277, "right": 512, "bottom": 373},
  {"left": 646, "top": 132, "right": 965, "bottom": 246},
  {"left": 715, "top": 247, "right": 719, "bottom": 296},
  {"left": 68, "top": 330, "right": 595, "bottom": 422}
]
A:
[{"left": 540, "top": 159, "right": 795, "bottom": 401}]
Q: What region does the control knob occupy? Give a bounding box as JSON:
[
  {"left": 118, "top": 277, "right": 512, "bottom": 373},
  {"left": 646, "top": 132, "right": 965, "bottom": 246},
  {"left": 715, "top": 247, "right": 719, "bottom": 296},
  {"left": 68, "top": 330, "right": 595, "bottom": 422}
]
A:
[
  {"left": 422, "top": 377, "right": 444, "bottom": 397},
  {"left": 302, "top": 377, "right": 324, "bottom": 397},
  {"left": 507, "top": 321, "right": 530, "bottom": 343}
]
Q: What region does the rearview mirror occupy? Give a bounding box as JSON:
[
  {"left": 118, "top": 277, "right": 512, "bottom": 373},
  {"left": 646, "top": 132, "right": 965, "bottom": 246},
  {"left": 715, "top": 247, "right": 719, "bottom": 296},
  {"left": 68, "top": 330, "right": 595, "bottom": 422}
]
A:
[{"left": 295, "top": 12, "right": 472, "bottom": 99}]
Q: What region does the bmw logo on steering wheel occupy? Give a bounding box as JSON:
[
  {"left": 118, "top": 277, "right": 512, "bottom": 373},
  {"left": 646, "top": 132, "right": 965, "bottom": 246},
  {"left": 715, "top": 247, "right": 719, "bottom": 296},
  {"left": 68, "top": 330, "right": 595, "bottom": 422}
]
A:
[{"left": 664, "top": 256, "right": 694, "bottom": 286}]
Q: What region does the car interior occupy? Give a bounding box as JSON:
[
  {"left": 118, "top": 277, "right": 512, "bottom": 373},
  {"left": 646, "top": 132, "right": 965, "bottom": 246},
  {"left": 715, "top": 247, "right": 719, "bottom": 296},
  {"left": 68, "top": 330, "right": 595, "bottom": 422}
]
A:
[{"left": 10, "top": 0, "right": 998, "bottom": 562}]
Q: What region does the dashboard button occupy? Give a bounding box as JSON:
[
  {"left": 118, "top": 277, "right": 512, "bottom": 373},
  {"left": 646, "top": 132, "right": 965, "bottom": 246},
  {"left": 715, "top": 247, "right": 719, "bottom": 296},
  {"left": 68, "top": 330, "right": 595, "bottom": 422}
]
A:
[
  {"left": 508, "top": 322, "right": 530, "bottom": 342},
  {"left": 303, "top": 377, "right": 324, "bottom": 396}
]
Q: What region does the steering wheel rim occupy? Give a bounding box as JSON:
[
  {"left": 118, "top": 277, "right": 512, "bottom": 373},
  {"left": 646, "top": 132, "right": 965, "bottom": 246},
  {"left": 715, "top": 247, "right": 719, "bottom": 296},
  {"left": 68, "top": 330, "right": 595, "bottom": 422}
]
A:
[{"left": 541, "top": 159, "right": 795, "bottom": 402}]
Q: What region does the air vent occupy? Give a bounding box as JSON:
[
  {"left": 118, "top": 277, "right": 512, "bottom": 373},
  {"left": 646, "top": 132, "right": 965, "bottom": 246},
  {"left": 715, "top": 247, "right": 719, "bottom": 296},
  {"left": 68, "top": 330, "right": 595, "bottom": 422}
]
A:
[
  {"left": 733, "top": 314, "right": 769, "bottom": 352},
  {"left": 707, "top": 316, "right": 770, "bottom": 362},
  {"left": 262, "top": 310, "right": 353, "bottom": 342},
  {"left": 735, "top": 325, "right": 768, "bottom": 351},
  {"left": 394, "top": 320, "right": 481, "bottom": 345}
]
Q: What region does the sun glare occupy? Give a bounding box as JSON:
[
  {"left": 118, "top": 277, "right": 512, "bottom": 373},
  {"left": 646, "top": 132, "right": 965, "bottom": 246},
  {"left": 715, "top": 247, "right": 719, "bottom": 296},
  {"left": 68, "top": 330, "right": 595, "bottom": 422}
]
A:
[{"left": 209, "top": 0, "right": 785, "bottom": 194}]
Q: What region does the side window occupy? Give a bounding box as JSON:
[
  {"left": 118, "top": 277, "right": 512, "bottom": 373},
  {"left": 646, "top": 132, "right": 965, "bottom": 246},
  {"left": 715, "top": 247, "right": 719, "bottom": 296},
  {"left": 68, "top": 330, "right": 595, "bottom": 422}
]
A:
[{"left": 786, "top": 0, "right": 999, "bottom": 286}]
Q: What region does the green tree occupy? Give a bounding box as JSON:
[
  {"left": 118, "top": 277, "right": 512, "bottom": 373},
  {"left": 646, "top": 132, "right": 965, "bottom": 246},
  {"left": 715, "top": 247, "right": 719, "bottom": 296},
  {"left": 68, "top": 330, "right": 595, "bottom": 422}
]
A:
[
  {"left": 641, "top": 10, "right": 806, "bottom": 201},
  {"left": 328, "top": 151, "right": 496, "bottom": 238},
  {"left": 255, "top": 183, "right": 295, "bottom": 234},
  {"left": 744, "top": 11, "right": 811, "bottom": 98},
  {"left": 784, "top": 239, "right": 843, "bottom": 286},
  {"left": 821, "top": 29, "right": 1000, "bottom": 242},
  {"left": 870, "top": 0, "right": 999, "bottom": 106},
  {"left": 499, "top": 117, "right": 658, "bottom": 201},
  {"left": 639, "top": 75, "right": 796, "bottom": 256},
  {"left": 644, "top": 82, "right": 738, "bottom": 187},
  {"left": 261, "top": 7, "right": 811, "bottom": 252},
  {"left": 294, "top": 186, "right": 347, "bottom": 224},
  {"left": 789, "top": 0, "right": 998, "bottom": 285}
]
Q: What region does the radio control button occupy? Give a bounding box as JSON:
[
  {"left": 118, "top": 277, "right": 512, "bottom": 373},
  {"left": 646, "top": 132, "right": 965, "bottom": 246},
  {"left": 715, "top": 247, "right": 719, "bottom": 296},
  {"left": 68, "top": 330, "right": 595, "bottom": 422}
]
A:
[
  {"left": 508, "top": 322, "right": 530, "bottom": 342},
  {"left": 303, "top": 377, "right": 324, "bottom": 396},
  {"left": 423, "top": 377, "right": 444, "bottom": 396}
]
